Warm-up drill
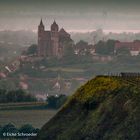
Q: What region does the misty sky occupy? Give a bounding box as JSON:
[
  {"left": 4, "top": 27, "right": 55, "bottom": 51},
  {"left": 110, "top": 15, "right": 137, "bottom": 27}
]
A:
[{"left": 0, "top": 0, "right": 140, "bottom": 33}]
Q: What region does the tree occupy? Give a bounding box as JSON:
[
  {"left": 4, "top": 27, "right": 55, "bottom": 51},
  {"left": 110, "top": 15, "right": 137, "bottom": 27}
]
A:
[
  {"left": 106, "top": 39, "right": 116, "bottom": 54},
  {"left": 75, "top": 40, "right": 88, "bottom": 49},
  {"left": 0, "top": 123, "right": 39, "bottom": 138},
  {"left": 56, "top": 95, "right": 67, "bottom": 108},
  {"left": 46, "top": 95, "right": 67, "bottom": 109},
  {"left": 27, "top": 44, "right": 38, "bottom": 55},
  {"left": 116, "top": 47, "right": 130, "bottom": 56},
  {"left": 1, "top": 123, "right": 18, "bottom": 136},
  {"left": 95, "top": 40, "right": 106, "bottom": 54},
  {"left": 46, "top": 96, "right": 57, "bottom": 108},
  {"left": 95, "top": 40, "right": 116, "bottom": 55},
  {"left": 64, "top": 45, "right": 75, "bottom": 57},
  {"left": 0, "top": 89, "right": 7, "bottom": 103},
  {"left": 0, "top": 89, "right": 37, "bottom": 103},
  {"left": 63, "top": 45, "right": 77, "bottom": 64},
  {"left": 19, "top": 124, "right": 35, "bottom": 133}
]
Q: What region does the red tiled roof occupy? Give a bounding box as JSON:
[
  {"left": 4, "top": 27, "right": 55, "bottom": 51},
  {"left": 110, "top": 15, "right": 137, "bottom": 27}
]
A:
[{"left": 115, "top": 41, "right": 140, "bottom": 51}]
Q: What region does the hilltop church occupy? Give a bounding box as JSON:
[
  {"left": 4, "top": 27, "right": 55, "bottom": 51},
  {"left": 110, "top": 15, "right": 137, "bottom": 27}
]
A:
[{"left": 38, "top": 19, "right": 71, "bottom": 58}]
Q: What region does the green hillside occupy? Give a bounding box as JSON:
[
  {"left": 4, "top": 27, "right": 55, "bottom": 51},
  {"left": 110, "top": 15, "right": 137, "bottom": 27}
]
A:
[{"left": 35, "top": 76, "right": 140, "bottom": 140}]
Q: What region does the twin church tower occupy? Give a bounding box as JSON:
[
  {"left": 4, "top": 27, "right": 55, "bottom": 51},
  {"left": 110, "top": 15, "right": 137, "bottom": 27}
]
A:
[{"left": 38, "top": 19, "right": 71, "bottom": 58}]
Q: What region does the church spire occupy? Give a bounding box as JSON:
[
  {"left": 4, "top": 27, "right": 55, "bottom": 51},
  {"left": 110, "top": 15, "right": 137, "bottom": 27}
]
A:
[
  {"left": 38, "top": 18, "right": 44, "bottom": 33},
  {"left": 39, "top": 18, "right": 44, "bottom": 26},
  {"left": 53, "top": 19, "right": 56, "bottom": 24}
]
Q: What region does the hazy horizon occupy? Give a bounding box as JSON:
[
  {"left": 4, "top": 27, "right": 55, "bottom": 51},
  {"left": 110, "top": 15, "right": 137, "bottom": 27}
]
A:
[{"left": 0, "top": 0, "right": 140, "bottom": 33}]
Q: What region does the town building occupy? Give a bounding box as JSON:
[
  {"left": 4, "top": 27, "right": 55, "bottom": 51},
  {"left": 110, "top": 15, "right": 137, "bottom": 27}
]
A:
[
  {"left": 115, "top": 41, "right": 140, "bottom": 56},
  {"left": 38, "top": 19, "right": 71, "bottom": 58}
]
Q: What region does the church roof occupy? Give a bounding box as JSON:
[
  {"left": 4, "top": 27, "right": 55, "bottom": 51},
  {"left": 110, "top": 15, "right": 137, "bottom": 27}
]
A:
[
  {"left": 59, "top": 28, "right": 67, "bottom": 33},
  {"left": 59, "top": 28, "right": 70, "bottom": 37}
]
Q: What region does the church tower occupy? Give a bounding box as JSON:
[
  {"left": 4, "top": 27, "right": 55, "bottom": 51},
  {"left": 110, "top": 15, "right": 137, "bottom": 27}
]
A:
[
  {"left": 37, "top": 19, "right": 71, "bottom": 58},
  {"left": 38, "top": 19, "right": 46, "bottom": 56},
  {"left": 51, "top": 20, "right": 59, "bottom": 57}
]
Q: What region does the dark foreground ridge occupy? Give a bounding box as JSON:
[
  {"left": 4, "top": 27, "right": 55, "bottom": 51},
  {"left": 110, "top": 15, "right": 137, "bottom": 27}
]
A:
[{"left": 34, "top": 74, "right": 140, "bottom": 140}]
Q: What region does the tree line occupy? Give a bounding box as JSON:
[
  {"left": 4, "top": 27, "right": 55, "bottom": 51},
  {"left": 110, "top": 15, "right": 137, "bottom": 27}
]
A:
[{"left": 0, "top": 89, "right": 37, "bottom": 103}]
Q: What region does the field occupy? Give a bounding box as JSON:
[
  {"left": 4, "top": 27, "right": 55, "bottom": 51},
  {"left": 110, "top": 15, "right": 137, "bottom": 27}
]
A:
[
  {"left": 0, "top": 102, "right": 58, "bottom": 128},
  {"left": 0, "top": 102, "right": 47, "bottom": 110},
  {"left": 0, "top": 109, "right": 57, "bottom": 128},
  {"left": 45, "top": 67, "right": 85, "bottom": 72}
]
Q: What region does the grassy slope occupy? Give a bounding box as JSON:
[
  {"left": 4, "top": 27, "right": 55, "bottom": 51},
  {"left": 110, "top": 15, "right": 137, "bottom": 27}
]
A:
[{"left": 36, "top": 76, "right": 140, "bottom": 140}]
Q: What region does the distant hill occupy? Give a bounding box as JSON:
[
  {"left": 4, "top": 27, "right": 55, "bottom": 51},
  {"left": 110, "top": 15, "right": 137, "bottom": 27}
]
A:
[{"left": 35, "top": 76, "right": 140, "bottom": 140}]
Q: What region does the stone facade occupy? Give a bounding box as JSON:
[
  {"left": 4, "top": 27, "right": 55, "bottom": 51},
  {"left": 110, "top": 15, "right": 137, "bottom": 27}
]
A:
[{"left": 38, "top": 19, "right": 71, "bottom": 58}]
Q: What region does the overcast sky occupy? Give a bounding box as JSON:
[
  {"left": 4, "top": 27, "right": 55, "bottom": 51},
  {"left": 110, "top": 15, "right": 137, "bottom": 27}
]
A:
[{"left": 0, "top": 0, "right": 140, "bottom": 32}]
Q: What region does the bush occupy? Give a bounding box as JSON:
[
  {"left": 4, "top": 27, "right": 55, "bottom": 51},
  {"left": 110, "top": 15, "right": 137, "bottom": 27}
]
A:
[
  {"left": 0, "top": 123, "right": 39, "bottom": 138},
  {"left": 46, "top": 95, "right": 68, "bottom": 109}
]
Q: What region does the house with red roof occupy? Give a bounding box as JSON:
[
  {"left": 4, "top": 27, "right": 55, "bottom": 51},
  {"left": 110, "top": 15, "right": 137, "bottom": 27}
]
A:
[{"left": 115, "top": 41, "right": 140, "bottom": 56}]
